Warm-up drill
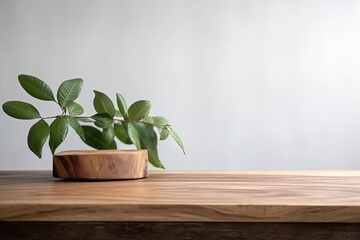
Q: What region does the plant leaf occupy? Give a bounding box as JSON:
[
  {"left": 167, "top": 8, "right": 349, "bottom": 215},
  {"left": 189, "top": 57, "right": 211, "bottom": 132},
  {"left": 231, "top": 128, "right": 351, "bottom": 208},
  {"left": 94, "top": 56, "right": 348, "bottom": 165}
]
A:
[
  {"left": 153, "top": 116, "right": 170, "bottom": 140},
  {"left": 91, "top": 113, "right": 113, "bottom": 128},
  {"left": 49, "top": 116, "right": 68, "bottom": 154},
  {"left": 66, "top": 116, "right": 85, "bottom": 141},
  {"left": 76, "top": 117, "right": 94, "bottom": 123},
  {"left": 114, "top": 123, "right": 132, "bottom": 144},
  {"left": 166, "top": 126, "right": 185, "bottom": 154},
  {"left": 143, "top": 116, "right": 169, "bottom": 140},
  {"left": 159, "top": 128, "right": 170, "bottom": 140},
  {"left": 82, "top": 125, "right": 116, "bottom": 149},
  {"left": 127, "top": 122, "right": 141, "bottom": 149},
  {"left": 116, "top": 93, "right": 128, "bottom": 118},
  {"left": 67, "top": 102, "right": 84, "bottom": 115},
  {"left": 103, "top": 127, "right": 115, "bottom": 146},
  {"left": 27, "top": 119, "right": 50, "bottom": 158},
  {"left": 93, "top": 90, "right": 115, "bottom": 117},
  {"left": 152, "top": 116, "right": 169, "bottom": 125},
  {"left": 2, "top": 101, "right": 41, "bottom": 119},
  {"left": 18, "top": 74, "right": 55, "bottom": 101},
  {"left": 142, "top": 116, "right": 154, "bottom": 124},
  {"left": 57, "top": 78, "right": 83, "bottom": 108},
  {"left": 128, "top": 100, "right": 151, "bottom": 121},
  {"left": 115, "top": 110, "right": 122, "bottom": 117},
  {"left": 133, "top": 122, "right": 164, "bottom": 169}
]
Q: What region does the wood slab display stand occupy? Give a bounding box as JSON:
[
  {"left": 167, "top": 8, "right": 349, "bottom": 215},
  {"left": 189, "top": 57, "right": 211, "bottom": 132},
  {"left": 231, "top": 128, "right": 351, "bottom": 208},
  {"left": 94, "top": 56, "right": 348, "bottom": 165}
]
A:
[{"left": 53, "top": 150, "right": 148, "bottom": 180}]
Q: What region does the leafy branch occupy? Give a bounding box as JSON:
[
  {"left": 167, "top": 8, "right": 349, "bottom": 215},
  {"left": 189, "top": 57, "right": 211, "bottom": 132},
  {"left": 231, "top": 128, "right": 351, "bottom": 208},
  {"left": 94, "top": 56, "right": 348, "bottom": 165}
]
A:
[{"left": 2, "top": 75, "right": 185, "bottom": 169}]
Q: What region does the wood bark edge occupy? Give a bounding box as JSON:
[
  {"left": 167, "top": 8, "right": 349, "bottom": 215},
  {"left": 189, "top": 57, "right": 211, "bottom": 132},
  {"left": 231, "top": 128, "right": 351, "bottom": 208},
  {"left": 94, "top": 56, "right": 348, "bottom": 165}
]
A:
[{"left": 53, "top": 150, "right": 148, "bottom": 180}]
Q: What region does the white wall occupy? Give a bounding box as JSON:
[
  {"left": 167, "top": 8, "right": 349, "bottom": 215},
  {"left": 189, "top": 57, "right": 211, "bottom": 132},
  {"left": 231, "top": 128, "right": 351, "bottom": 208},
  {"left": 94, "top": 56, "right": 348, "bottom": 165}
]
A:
[{"left": 1, "top": 0, "right": 360, "bottom": 170}]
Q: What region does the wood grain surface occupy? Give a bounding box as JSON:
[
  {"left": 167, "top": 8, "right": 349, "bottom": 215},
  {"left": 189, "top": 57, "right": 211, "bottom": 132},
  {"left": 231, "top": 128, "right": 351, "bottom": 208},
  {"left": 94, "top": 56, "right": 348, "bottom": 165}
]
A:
[
  {"left": 1, "top": 171, "right": 360, "bottom": 222},
  {"left": 1, "top": 222, "right": 360, "bottom": 240},
  {"left": 53, "top": 150, "right": 148, "bottom": 180}
]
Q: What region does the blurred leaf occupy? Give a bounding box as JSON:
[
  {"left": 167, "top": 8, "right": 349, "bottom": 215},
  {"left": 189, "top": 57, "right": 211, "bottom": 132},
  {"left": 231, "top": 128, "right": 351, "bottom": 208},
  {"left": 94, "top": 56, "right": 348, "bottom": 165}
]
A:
[
  {"left": 2, "top": 101, "right": 41, "bottom": 119},
  {"left": 127, "top": 122, "right": 141, "bottom": 149},
  {"left": 152, "top": 116, "right": 169, "bottom": 125},
  {"left": 114, "top": 123, "right": 132, "bottom": 144},
  {"left": 93, "top": 90, "right": 115, "bottom": 117},
  {"left": 166, "top": 126, "right": 185, "bottom": 154},
  {"left": 66, "top": 116, "right": 85, "bottom": 141},
  {"left": 159, "top": 128, "right": 170, "bottom": 140},
  {"left": 133, "top": 122, "right": 164, "bottom": 169},
  {"left": 116, "top": 93, "right": 128, "bottom": 118},
  {"left": 115, "top": 110, "right": 122, "bottom": 117},
  {"left": 91, "top": 113, "right": 113, "bottom": 128},
  {"left": 82, "top": 125, "right": 116, "bottom": 149},
  {"left": 76, "top": 117, "right": 94, "bottom": 123},
  {"left": 147, "top": 149, "right": 164, "bottom": 169},
  {"left": 57, "top": 78, "right": 83, "bottom": 108},
  {"left": 153, "top": 116, "right": 170, "bottom": 140},
  {"left": 128, "top": 100, "right": 151, "bottom": 121},
  {"left": 49, "top": 116, "right": 68, "bottom": 154},
  {"left": 103, "top": 127, "right": 115, "bottom": 146},
  {"left": 67, "top": 102, "right": 84, "bottom": 115},
  {"left": 18, "top": 75, "right": 55, "bottom": 101},
  {"left": 142, "top": 116, "right": 154, "bottom": 124},
  {"left": 27, "top": 119, "right": 50, "bottom": 158},
  {"left": 143, "top": 116, "right": 169, "bottom": 140}
]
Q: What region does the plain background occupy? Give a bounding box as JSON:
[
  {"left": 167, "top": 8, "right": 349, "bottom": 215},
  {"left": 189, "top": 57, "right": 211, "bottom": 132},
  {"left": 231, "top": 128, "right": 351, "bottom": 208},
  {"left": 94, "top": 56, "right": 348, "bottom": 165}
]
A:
[{"left": 1, "top": 0, "right": 360, "bottom": 170}]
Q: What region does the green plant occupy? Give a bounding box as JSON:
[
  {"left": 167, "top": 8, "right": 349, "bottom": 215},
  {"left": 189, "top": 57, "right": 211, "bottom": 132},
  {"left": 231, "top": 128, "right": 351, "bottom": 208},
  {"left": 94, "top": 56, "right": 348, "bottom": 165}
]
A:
[{"left": 2, "top": 74, "right": 185, "bottom": 168}]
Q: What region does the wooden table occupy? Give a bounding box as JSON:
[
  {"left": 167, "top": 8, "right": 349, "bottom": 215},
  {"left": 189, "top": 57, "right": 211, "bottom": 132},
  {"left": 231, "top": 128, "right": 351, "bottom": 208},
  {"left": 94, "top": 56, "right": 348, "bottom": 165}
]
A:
[{"left": 1, "top": 171, "right": 360, "bottom": 240}]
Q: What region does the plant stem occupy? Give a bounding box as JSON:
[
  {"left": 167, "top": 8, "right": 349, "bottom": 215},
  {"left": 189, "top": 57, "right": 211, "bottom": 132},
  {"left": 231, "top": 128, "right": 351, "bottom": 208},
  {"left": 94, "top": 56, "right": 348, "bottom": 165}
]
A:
[
  {"left": 42, "top": 116, "right": 59, "bottom": 120},
  {"left": 41, "top": 115, "right": 170, "bottom": 128},
  {"left": 112, "top": 118, "right": 170, "bottom": 128}
]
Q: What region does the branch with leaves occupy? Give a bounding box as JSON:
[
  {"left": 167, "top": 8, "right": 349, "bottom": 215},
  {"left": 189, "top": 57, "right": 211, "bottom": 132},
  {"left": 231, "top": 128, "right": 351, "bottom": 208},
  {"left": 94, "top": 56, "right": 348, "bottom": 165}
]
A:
[{"left": 2, "top": 75, "right": 185, "bottom": 169}]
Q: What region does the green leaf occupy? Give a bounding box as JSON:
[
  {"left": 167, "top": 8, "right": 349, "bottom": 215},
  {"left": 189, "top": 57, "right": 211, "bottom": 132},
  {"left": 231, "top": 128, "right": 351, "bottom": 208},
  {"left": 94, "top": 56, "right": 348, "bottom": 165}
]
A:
[
  {"left": 152, "top": 116, "right": 169, "bottom": 125},
  {"left": 67, "top": 102, "right": 84, "bottom": 115},
  {"left": 159, "top": 128, "right": 170, "bottom": 140},
  {"left": 2, "top": 101, "right": 41, "bottom": 119},
  {"left": 166, "top": 126, "right": 185, "bottom": 154},
  {"left": 127, "top": 122, "right": 141, "bottom": 149},
  {"left": 115, "top": 110, "right": 122, "bottom": 117},
  {"left": 116, "top": 93, "right": 128, "bottom": 118},
  {"left": 114, "top": 123, "right": 132, "bottom": 144},
  {"left": 76, "top": 117, "right": 94, "bottom": 123},
  {"left": 142, "top": 116, "right": 169, "bottom": 140},
  {"left": 66, "top": 116, "right": 85, "bottom": 141},
  {"left": 142, "top": 116, "right": 154, "bottom": 124},
  {"left": 133, "top": 122, "right": 164, "bottom": 169},
  {"left": 57, "top": 78, "right": 83, "bottom": 108},
  {"left": 153, "top": 116, "right": 170, "bottom": 140},
  {"left": 93, "top": 90, "right": 115, "bottom": 117},
  {"left": 18, "top": 75, "right": 55, "bottom": 101},
  {"left": 82, "top": 126, "right": 116, "bottom": 149},
  {"left": 27, "top": 119, "right": 50, "bottom": 158},
  {"left": 91, "top": 113, "right": 113, "bottom": 128},
  {"left": 103, "top": 127, "right": 115, "bottom": 146},
  {"left": 49, "top": 116, "right": 68, "bottom": 154},
  {"left": 128, "top": 100, "right": 151, "bottom": 121}
]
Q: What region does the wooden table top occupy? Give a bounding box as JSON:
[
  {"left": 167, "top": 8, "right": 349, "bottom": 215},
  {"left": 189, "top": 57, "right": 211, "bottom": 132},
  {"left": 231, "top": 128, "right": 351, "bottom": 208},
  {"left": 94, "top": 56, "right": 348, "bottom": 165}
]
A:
[{"left": 1, "top": 171, "right": 360, "bottom": 222}]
